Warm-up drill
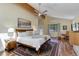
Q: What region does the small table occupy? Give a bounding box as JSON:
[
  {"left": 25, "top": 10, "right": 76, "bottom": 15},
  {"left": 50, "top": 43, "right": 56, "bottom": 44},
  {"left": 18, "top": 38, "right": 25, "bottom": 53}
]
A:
[{"left": 5, "top": 38, "right": 17, "bottom": 51}]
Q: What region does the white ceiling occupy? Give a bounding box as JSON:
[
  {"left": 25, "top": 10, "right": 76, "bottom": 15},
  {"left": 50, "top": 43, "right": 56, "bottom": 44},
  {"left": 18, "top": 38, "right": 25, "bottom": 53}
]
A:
[{"left": 29, "top": 3, "right": 79, "bottom": 19}]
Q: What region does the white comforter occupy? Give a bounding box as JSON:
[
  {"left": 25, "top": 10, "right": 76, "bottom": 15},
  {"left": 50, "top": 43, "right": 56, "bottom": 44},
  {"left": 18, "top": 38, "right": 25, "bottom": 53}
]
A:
[{"left": 17, "top": 35, "right": 50, "bottom": 51}]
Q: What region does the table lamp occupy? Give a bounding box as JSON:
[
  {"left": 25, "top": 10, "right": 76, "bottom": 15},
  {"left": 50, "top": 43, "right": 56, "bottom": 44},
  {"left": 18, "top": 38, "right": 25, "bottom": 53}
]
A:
[{"left": 8, "top": 28, "right": 15, "bottom": 39}]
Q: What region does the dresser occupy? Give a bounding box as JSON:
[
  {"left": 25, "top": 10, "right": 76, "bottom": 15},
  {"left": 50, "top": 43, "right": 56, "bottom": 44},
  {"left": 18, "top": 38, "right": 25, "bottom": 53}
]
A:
[{"left": 69, "top": 31, "right": 79, "bottom": 45}]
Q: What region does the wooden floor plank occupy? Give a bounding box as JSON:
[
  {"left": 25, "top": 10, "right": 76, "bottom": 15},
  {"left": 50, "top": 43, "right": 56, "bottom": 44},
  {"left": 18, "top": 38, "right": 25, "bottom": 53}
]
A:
[
  {"left": 58, "top": 40, "right": 76, "bottom": 56},
  {"left": 0, "top": 40, "right": 77, "bottom": 56}
]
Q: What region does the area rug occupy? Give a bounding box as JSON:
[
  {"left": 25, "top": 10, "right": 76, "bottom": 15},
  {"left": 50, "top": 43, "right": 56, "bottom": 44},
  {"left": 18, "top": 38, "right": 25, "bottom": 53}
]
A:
[{"left": 12, "top": 39, "right": 59, "bottom": 56}]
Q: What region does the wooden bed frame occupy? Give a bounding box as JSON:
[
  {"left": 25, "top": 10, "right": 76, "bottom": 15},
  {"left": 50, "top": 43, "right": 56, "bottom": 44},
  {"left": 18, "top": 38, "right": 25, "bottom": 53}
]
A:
[
  {"left": 16, "top": 28, "right": 34, "bottom": 48},
  {"left": 16, "top": 28, "right": 41, "bottom": 54},
  {"left": 16, "top": 28, "right": 33, "bottom": 36},
  {"left": 16, "top": 28, "right": 33, "bottom": 32},
  {"left": 17, "top": 39, "right": 51, "bottom": 55},
  {"left": 15, "top": 28, "right": 50, "bottom": 55}
]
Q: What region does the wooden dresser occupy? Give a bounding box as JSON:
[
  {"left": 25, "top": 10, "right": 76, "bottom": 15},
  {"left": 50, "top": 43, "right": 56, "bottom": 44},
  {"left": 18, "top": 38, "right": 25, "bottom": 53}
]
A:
[{"left": 69, "top": 31, "right": 79, "bottom": 45}]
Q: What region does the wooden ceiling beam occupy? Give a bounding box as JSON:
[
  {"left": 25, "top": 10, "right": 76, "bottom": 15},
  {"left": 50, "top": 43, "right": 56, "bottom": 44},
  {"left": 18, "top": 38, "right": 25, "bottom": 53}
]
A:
[
  {"left": 16, "top": 3, "right": 45, "bottom": 19},
  {"left": 16, "top": 3, "right": 38, "bottom": 16}
]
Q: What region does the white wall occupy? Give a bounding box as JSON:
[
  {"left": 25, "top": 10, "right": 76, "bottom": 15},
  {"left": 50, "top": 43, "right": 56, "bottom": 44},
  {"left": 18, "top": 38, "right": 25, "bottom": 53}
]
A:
[
  {"left": 48, "top": 16, "right": 72, "bottom": 31},
  {"left": 0, "top": 3, "right": 38, "bottom": 33},
  {"left": 73, "top": 17, "right": 79, "bottom": 23},
  {"left": 48, "top": 16, "right": 72, "bottom": 37}
]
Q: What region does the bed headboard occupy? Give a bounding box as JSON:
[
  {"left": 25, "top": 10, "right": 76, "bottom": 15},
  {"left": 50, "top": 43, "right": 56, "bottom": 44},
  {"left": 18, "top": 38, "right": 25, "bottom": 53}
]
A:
[{"left": 16, "top": 28, "right": 33, "bottom": 36}]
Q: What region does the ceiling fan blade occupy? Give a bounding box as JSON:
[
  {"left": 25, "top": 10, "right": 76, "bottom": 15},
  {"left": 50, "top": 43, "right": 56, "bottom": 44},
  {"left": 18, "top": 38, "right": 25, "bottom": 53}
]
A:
[
  {"left": 42, "top": 10, "right": 47, "bottom": 14},
  {"left": 34, "top": 9, "right": 39, "bottom": 14},
  {"left": 34, "top": 9, "right": 42, "bottom": 15}
]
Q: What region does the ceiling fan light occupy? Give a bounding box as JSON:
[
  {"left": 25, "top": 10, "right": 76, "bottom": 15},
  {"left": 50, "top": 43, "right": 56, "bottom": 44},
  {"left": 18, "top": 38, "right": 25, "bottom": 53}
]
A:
[{"left": 38, "top": 13, "right": 41, "bottom": 16}]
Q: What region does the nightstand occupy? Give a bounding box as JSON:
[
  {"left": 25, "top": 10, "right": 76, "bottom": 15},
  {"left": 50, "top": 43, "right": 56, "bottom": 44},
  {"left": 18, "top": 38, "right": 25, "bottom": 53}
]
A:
[{"left": 5, "top": 38, "right": 17, "bottom": 51}]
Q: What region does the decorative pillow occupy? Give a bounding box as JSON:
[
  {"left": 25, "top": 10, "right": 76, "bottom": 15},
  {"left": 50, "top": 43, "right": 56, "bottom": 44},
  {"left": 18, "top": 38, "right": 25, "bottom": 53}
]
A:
[
  {"left": 32, "top": 31, "right": 40, "bottom": 35},
  {"left": 18, "top": 32, "right": 26, "bottom": 37},
  {"left": 26, "top": 31, "right": 33, "bottom": 36}
]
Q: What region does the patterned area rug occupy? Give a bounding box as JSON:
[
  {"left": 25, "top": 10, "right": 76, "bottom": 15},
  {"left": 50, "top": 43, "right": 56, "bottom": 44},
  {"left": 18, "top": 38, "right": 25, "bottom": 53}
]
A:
[{"left": 12, "top": 39, "right": 59, "bottom": 56}]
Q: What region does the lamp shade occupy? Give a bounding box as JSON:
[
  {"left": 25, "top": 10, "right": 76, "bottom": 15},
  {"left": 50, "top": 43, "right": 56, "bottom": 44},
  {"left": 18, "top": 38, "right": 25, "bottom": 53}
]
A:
[
  {"left": 8, "top": 28, "right": 14, "bottom": 32},
  {"left": 8, "top": 28, "right": 15, "bottom": 38}
]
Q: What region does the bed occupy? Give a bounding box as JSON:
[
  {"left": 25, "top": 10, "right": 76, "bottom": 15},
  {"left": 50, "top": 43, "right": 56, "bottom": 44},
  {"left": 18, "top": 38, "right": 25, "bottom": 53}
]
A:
[{"left": 16, "top": 28, "right": 50, "bottom": 51}]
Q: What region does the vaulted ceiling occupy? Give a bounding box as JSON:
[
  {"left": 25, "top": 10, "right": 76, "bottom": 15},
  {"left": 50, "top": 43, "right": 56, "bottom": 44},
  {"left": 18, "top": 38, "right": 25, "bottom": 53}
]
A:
[{"left": 29, "top": 3, "right": 79, "bottom": 19}]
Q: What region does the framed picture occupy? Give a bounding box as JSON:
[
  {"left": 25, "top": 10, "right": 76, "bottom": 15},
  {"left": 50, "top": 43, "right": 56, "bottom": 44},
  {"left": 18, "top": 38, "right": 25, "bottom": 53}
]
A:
[
  {"left": 63, "top": 25, "right": 67, "bottom": 30},
  {"left": 17, "top": 18, "right": 31, "bottom": 29}
]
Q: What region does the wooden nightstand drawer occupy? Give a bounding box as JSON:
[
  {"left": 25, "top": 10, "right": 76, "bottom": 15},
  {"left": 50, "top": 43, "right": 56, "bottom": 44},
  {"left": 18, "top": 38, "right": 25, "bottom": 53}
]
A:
[{"left": 5, "top": 40, "right": 16, "bottom": 51}]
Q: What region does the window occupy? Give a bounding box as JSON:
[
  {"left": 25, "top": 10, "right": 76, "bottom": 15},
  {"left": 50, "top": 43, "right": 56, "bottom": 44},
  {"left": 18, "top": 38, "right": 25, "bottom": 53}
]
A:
[
  {"left": 48, "top": 24, "right": 60, "bottom": 32},
  {"left": 71, "top": 22, "right": 79, "bottom": 31}
]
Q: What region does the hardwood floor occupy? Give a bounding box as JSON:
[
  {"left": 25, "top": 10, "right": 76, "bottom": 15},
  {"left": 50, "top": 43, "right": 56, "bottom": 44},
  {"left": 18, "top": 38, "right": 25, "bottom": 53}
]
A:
[
  {"left": 58, "top": 40, "right": 76, "bottom": 56},
  {"left": 0, "top": 39, "right": 77, "bottom": 56},
  {"left": 0, "top": 50, "right": 15, "bottom": 56}
]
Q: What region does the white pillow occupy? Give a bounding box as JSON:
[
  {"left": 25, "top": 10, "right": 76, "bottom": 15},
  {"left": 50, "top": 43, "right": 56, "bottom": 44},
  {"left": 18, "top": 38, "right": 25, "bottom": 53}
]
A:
[
  {"left": 18, "top": 32, "right": 28, "bottom": 37},
  {"left": 18, "top": 32, "right": 25, "bottom": 37},
  {"left": 18, "top": 31, "right": 33, "bottom": 37},
  {"left": 33, "top": 30, "right": 40, "bottom": 35}
]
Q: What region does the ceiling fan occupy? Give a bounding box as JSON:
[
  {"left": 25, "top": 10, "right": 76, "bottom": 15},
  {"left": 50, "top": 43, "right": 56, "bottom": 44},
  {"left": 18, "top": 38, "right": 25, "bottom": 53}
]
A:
[{"left": 34, "top": 3, "right": 48, "bottom": 19}]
